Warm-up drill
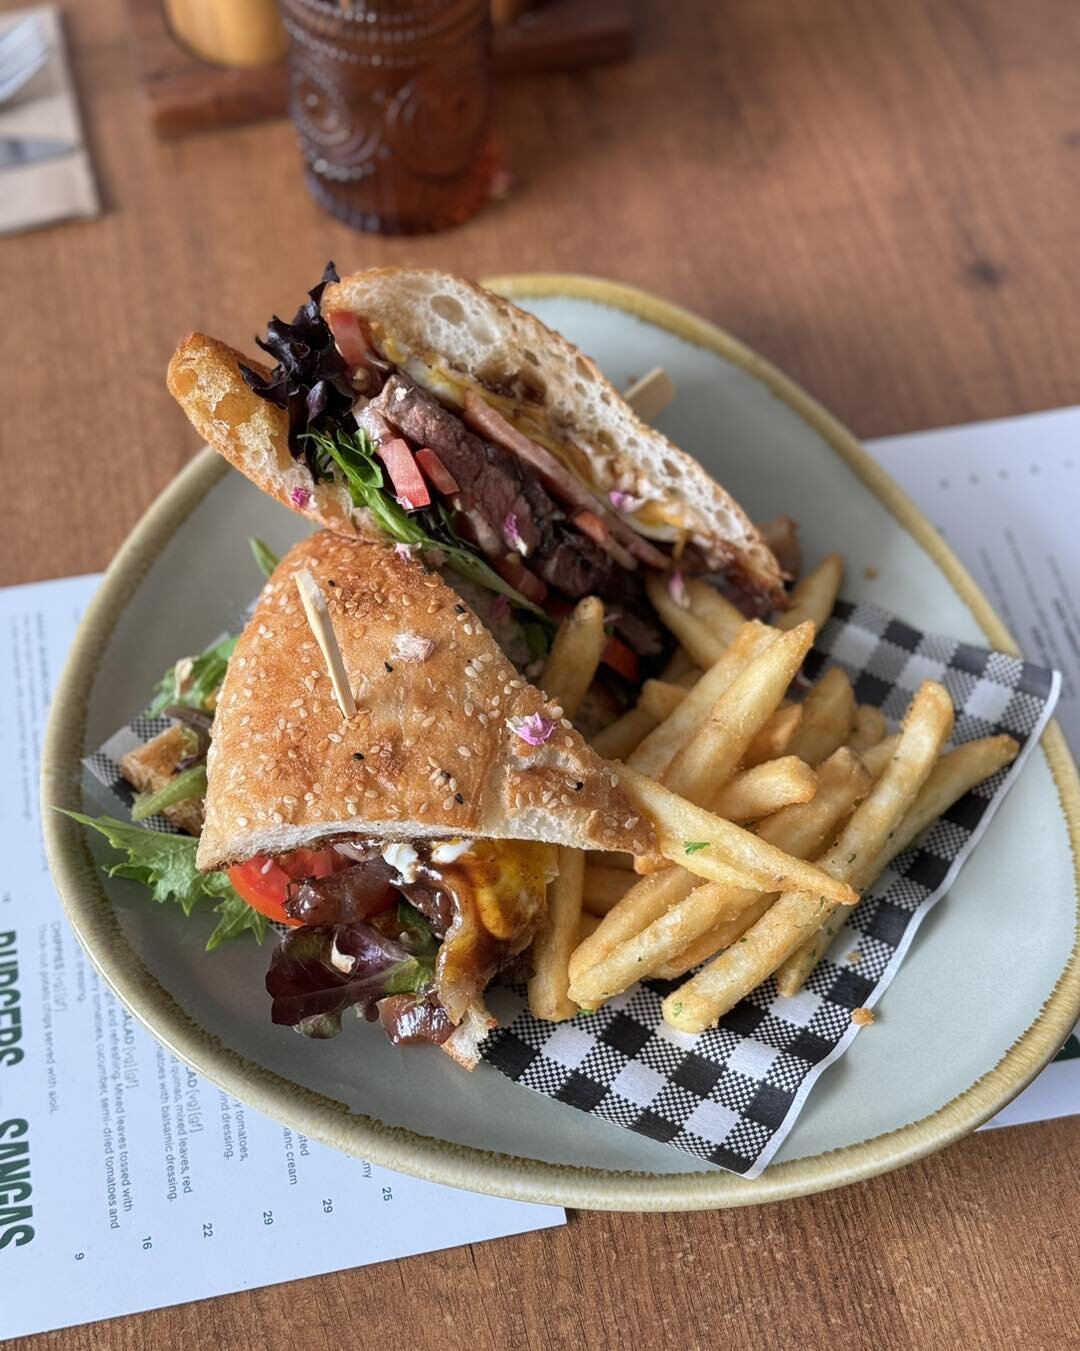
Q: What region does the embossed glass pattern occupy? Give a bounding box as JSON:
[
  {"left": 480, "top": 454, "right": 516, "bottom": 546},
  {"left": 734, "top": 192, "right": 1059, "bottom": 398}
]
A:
[{"left": 278, "top": 0, "right": 496, "bottom": 235}]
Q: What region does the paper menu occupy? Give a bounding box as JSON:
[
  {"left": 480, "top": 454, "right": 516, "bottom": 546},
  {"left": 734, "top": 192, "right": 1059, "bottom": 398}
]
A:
[
  {"left": 0, "top": 575, "right": 563, "bottom": 1343},
  {"left": 866, "top": 408, "right": 1080, "bottom": 1131},
  {"left": 867, "top": 407, "right": 1080, "bottom": 755}
]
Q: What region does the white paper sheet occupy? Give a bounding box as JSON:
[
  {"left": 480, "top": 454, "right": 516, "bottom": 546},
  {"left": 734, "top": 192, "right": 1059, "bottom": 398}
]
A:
[
  {"left": 867, "top": 407, "right": 1080, "bottom": 1130},
  {"left": 0, "top": 574, "right": 563, "bottom": 1342}
]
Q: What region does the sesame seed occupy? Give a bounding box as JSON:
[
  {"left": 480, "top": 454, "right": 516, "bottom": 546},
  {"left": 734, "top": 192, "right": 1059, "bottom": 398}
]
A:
[
  {"left": 454, "top": 792, "right": 464, "bottom": 805},
  {"left": 609, "top": 772, "right": 620, "bottom": 787},
  {"left": 353, "top": 752, "right": 365, "bottom": 761},
  {"left": 560, "top": 719, "right": 572, "bottom": 730},
  {"left": 463, "top": 624, "right": 473, "bottom": 636},
  {"left": 384, "top": 661, "right": 394, "bottom": 673},
  {"left": 443, "top": 796, "right": 456, "bottom": 811},
  {"left": 421, "top": 715, "right": 436, "bottom": 728},
  {"left": 236, "top": 815, "right": 248, "bottom": 827},
  {"left": 541, "top": 791, "right": 553, "bottom": 804},
  {"left": 365, "top": 789, "right": 378, "bottom": 799},
  {"left": 458, "top": 746, "right": 471, "bottom": 758},
  {"left": 272, "top": 811, "right": 283, "bottom": 824},
  {"left": 328, "top": 732, "right": 342, "bottom": 743},
  {"left": 419, "top": 802, "right": 429, "bottom": 815}
]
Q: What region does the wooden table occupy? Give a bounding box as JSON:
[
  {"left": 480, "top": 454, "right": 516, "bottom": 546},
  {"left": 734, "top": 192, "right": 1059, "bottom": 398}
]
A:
[{"left": 6, "top": 0, "right": 1079, "bottom": 1345}]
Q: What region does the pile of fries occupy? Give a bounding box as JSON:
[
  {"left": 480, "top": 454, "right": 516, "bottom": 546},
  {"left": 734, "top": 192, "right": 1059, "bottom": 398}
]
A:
[{"left": 527, "top": 555, "right": 1020, "bottom": 1033}]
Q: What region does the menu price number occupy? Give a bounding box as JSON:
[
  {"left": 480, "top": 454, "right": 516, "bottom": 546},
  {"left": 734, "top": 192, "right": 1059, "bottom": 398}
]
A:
[
  {"left": 322, "top": 1198, "right": 333, "bottom": 1214},
  {"left": 202, "top": 1222, "right": 214, "bottom": 1239},
  {"left": 382, "top": 1187, "right": 393, "bottom": 1203},
  {"left": 263, "top": 1210, "right": 274, "bottom": 1226}
]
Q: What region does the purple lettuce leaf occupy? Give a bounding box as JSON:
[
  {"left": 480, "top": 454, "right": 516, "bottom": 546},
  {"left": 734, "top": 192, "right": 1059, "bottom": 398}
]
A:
[{"left": 266, "top": 920, "right": 436, "bottom": 1039}]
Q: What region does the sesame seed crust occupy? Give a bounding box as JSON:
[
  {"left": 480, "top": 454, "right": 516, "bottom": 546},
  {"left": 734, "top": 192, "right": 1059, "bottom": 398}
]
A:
[{"left": 197, "top": 531, "right": 657, "bottom": 869}]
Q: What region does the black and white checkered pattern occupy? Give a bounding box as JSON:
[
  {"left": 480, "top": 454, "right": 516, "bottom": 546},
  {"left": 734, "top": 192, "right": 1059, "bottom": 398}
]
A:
[
  {"left": 481, "top": 599, "right": 1060, "bottom": 1178},
  {"left": 83, "top": 599, "right": 1059, "bottom": 1179}
]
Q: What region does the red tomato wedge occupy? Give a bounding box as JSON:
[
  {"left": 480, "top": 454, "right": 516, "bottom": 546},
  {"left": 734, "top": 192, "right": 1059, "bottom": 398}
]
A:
[
  {"left": 326, "top": 310, "right": 371, "bottom": 373},
  {"left": 494, "top": 552, "right": 548, "bottom": 604},
  {"left": 414, "top": 447, "right": 460, "bottom": 496},
  {"left": 601, "top": 635, "right": 639, "bottom": 684},
  {"left": 379, "top": 437, "right": 431, "bottom": 511},
  {"left": 227, "top": 847, "right": 343, "bottom": 926}
]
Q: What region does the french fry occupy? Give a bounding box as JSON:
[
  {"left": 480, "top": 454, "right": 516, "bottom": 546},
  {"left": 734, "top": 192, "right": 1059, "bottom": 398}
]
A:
[
  {"left": 848, "top": 703, "right": 888, "bottom": 752},
  {"left": 577, "top": 911, "right": 601, "bottom": 944},
  {"left": 645, "top": 572, "right": 727, "bottom": 668},
  {"left": 653, "top": 896, "right": 775, "bottom": 981},
  {"left": 568, "top": 865, "right": 697, "bottom": 984},
  {"left": 527, "top": 846, "right": 585, "bottom": 1022},
  {"left": 779, "top": 734, "right": 1020, "bottom": 993},
  {"left": 591, "top": 706, "right": 657, "bottom": 760},
  {"left": 662, "top": 646, "right": 699, "bottom": 681},
  {"left": 787, "top": 667, "right": 856, "bottom": 766},
  {"left": 638, "top": 679, "right": 688, "bottom": 721},
  {"left": 582, "top": 863, "right": 637, "bottom": 915},
  {"left": 685, "top": 578, "right": 746, "bottom": 645},
  {"left": 776, "top": 553, "right": 843, "bottom": 632},
  {"left": 756, "top": 515, "right": 801, "bottom": 579},
  {"left": 663, "top": 623, "right": 815, "bottom": 803},
  {"left": 711, "top": 757, "right": 818, "bottom": 823},
  {"left": 541, "top": 596, "right": 605, "bottom": 720},
  {"left": 585, "top": 748, "right": 870, "bottom": 992},
  {"left": 663, "top": 682, "right": 953, "bottom": 1030},
  {"left": 569, "top": 878, "right": 760, "bottom": 1008},
  {"left": 741, "top": 703, "right": 803, "bottom": 767},
  {"left": 617, "top": 767, "right": 859, "bottom": 906},
  {"left": 858, "top": 733, "right": 900, "bottom": 778},
  {"left": 628, "top": 622, "right": 777, "bottom": 778}
]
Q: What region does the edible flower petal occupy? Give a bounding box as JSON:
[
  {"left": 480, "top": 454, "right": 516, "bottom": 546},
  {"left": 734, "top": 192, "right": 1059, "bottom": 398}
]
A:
[
  {"left": 508, "top": 713, "right": 557, "bottom": 747},
  {"left": 667, "top": 568, "right": 690, "bottom": 608},
  {"left": 504, "top": 512, "right": 528, "bottom": 556}
]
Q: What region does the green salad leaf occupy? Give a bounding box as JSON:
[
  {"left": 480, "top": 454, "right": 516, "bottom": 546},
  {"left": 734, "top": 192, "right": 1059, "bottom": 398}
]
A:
[
  {"left": 59, "top": 811, "right": 267, "bottom": 951},
  {"left": 147, "top": 633, "right": 237, "bottom": 717},
  {"left": 301, "top": 426, "right": 553, "bottom": 625},
  {"left": 249, "top": 537, "right": 280, "bottom": 580},
  {"left": 131, "top": 763, "right": 208, "bottom": 822}
]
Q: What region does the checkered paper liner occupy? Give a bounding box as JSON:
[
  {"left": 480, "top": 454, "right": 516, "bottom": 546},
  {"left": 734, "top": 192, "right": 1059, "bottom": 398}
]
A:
[
  {"left": 83, "top": 601, "right": 1060, "bottom": 1179},
  {"left": 480, "top": 601, "right": 1060, "bottom": 1178}
]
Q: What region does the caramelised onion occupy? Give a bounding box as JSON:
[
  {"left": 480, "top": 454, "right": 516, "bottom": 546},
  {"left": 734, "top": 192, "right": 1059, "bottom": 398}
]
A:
[
  {"left": 284, "top": 859, "right": 397, "bottom": 926},
  {"left": 378, "top": 993, "right": 454, "bottom": 1045}
]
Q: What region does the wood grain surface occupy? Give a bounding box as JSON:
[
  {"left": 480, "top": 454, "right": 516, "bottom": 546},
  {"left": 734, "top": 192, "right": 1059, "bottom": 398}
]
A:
[{"left": 5, "top": 0, "right": 1080, "bottom": 1346}]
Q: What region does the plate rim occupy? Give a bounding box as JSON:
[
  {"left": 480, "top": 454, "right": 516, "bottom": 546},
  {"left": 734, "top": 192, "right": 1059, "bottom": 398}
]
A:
[{"left": 41, "top": 275, "right": 1080, "bottom": 1212}]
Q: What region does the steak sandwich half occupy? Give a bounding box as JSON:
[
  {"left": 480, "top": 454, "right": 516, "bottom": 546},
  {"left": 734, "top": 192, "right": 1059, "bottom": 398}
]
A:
[
  {"left": 201, "top": 530, "right": 656, "bottom": 1068},
  {"left": 168, "top": 265, "right": 784, "bottom": 696}
]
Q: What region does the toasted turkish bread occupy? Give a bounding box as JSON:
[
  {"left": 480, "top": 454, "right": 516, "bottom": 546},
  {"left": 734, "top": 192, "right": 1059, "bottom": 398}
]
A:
[
  {"left": 197, "top": 530, "right": 657, "bottom": 872},
  {"left": 167, "top": 267, "right": 784, "bottom": 605}
]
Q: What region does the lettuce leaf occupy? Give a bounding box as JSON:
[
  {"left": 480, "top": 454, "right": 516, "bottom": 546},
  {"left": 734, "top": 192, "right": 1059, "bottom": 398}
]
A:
[
  {"left": 266, "top": 921, "right": 436, "bottom": 1038},
  {"left": 147, "top": 633, "right": 237, "bottom": 718},
  {"left": 249, "top": 537, "right": 280, "bottom": 580},
  {"left": 59, "top": 811, "right": 267, "bottom": 951},
  {"left": 302, "top": 425, "right": 552, "bottom": 623}
]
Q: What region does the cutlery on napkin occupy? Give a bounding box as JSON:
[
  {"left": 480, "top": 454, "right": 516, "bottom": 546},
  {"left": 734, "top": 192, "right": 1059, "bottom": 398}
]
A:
[{"left": 0, "top": 6, "right": 100, "bottom": 237}]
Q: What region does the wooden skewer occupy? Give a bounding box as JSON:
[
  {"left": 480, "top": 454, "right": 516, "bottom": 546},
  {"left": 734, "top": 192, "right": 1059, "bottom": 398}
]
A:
[
  {"left": 294, "top": 568, "right": 357, "bottom": 719},
  {"left": 623, "top": 366, "right": 676, "bottom": 422}
]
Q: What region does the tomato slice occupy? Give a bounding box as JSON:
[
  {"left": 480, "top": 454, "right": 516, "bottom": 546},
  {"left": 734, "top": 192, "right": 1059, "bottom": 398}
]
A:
[
  {"left": 493, "top": 552, "right": 548, "bottom": 604},
  {"left": 326, "top": 310, "right": 373, "bottom": 373},
  {"left": 227, "top": 847, "right": 343, "bottom": 926},
  {"left": 601, "top": 634, "right": 639, "bottom": 684},
  {"left": 414, "top": 447, "right": 460, "bottom": 496},
  {"left": 379, "top": 438, "right": 431, "bottom": 511}
]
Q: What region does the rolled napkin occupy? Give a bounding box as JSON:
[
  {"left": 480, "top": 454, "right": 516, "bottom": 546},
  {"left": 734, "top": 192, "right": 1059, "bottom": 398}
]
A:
[{"left": 0, "top": 6, "right": 100, "bottom": 237}]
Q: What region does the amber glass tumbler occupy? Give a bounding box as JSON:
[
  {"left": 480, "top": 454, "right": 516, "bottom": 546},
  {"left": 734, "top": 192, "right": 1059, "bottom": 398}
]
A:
[{"left": 277, "top": 0, "right": 497, "bottom": 235}]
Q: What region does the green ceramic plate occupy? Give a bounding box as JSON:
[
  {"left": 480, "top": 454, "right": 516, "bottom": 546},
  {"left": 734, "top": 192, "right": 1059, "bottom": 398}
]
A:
[{"left": 42, "top": 277, "right": 1080, "bottom": 1211}]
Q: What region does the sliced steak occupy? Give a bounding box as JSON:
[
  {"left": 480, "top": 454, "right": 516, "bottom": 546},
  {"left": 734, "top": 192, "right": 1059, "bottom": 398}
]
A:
[
  {"left": 369, "top": 375, "right": 663, "bottom": 653},
  {"left": 371, "top": 375, "right": 549, "bottom": 555}
]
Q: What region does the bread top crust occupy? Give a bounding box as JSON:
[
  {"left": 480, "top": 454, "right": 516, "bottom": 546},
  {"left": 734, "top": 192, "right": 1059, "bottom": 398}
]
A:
[
  {"left": 197, "top": 531, "right": 656, "bottom": 870},
  {"left": 167, "top": 267, "right": 783, "bottom": 604}
]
